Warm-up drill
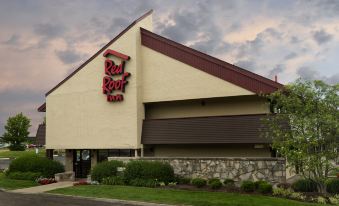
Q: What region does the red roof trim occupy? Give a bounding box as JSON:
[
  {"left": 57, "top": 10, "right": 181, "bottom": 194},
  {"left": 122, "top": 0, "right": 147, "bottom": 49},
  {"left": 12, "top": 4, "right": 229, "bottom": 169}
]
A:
[
  {"left": 103, "top": 49, "right": 130, "bottom": 60},
  {"left": 140, "top": 28, "right": 283, "bottom": 94},
  {"left": 44, "top": 10, "right": 153, "bottom": 97}
]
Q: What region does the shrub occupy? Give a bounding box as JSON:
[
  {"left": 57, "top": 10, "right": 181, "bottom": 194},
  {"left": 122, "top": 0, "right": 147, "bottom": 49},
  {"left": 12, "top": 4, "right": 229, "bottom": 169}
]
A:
[
  {"left": 8, "top": 144, "right": 25, "bottom": 151},
  {"left": 326, "top": 178, "right": 339, "bottom": 194},
  {"left": 258, "top": 182, "right": 273, "bottom": 194},
  {"left": 290, "top": 192, "right": 306, "bottom": 201},
  {"left": 175, "top": 176, "right": 191, "bottom": 185},
  {"left": 273, "top": 188, "right": 293, "bottom": 197},
  {"left": 124, "top": 161, "right": 174, "bottom": 184},
  {"left": 102, "top": 176, "right": 125, "bottom": 185},
  {"left": 329, "top": 195, "right": 339, "bottom": 205},
  {"left": 292, "top": 179, "right": 317, "bottom": 192},
  {"left": 8, "top": 154, "right": 64, "bottom": 178},
  {"left": 208, "top": 178, "right": 222, "bottom": 189},
  {"left": 277, "top": 182, "right": 291, "bottom": 189},
  {"left": 7, "top": 172, "right": 41, "bottom": 181},
  {"left": 91, "top": 160, "right": 124, "bottom": 182},
  {"left": 129, "top": 178, "right": 157, "bottom": 188},
  {"left": 254, "top": 180, "right": 266, "bottom": 190},
  {"left": 240, "top": 180, "right": 255, "bottom": 192},
  {"left": 316, "top": 196, "right": 327, "bottom": 204},
  {"left": 192, "top": 178, "right": 207, "bottom": 188},
  {"left": 223, "top": 178, "right": 235, "bottom": 186}
]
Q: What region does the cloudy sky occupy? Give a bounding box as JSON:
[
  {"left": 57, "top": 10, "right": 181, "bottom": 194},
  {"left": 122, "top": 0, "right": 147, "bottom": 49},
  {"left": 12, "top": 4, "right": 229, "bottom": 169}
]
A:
[{"left": 0, "top": 0, "right": 338, "bottom": 135}]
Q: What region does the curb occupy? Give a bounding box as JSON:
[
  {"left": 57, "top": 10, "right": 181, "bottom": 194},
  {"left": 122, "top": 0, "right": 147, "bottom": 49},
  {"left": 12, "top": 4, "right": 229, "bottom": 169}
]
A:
[
  {"left": 0, "top": 158, "right": 10, "bottom": 160},
  {"left": 45, "top": 193, "right": 176, "bottom": 206}
]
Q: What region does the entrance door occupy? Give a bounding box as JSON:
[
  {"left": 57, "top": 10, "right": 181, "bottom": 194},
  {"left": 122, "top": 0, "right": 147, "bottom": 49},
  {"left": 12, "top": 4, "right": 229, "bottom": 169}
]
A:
[{"left": 73, "top": 150, "right": 91, "bottom": 178}]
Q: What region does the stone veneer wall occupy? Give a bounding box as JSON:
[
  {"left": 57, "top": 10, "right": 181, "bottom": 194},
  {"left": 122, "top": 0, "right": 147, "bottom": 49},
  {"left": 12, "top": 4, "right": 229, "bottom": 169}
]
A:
[{"left": 108, "top": 157, "right": 286, "bottom": 184}]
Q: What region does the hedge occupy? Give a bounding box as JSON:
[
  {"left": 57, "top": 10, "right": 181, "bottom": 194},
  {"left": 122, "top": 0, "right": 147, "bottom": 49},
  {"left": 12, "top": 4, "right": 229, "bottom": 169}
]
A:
[
  {"left": 124, "top": 160, "right": 174, "bottom": 184},
  {"left": 8, "top": 155, "right": 64, "bottom": 178},
  {"left": 91, "top": 160, "right": 124, "bottom": 182}
]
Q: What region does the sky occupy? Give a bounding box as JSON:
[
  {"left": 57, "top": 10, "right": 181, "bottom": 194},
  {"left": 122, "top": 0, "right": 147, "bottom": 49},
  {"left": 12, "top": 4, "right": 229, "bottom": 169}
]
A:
[{"left": 0, "top": 0, "right": 338, "bottom": 136}]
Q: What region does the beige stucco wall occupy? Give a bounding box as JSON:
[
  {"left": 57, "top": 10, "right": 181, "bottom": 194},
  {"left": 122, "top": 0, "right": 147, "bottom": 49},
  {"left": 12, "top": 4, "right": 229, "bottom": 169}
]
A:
[
  {"left": 46, "top": 15, "right": 152, "bottom": 149},
  {"left": 141, "top": 46, "right": 254, "bottom": 103},
  {"left": 145, "top": 95, "right": 269, "bottom": 119},
  {"left": 149, "top": 144, "right": 271, "bottom": 157}
]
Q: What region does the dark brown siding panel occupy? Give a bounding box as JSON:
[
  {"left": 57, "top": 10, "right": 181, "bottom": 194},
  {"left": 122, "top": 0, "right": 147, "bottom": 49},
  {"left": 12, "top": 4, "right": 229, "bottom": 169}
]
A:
[
  {"left": 142, "top": 114, "right": 271, "bottom": 144},
  {"left": 141, "top": 28, "right": 283, "bottom": 94},
  {"left": 35, "top": 124, "right": 46, "bottom": 145},
  {"left": 37, "top": 103, "right": 46, "bottom": 112}
]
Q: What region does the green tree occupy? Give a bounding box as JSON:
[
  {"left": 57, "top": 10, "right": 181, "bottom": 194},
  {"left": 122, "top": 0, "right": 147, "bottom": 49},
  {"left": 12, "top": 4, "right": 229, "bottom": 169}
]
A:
[
  {"left": 1, "top": 113, "right": 31, "bottom": 151},
  {"left": 262, "top": 79, "right": 338, "bottom": 192}
]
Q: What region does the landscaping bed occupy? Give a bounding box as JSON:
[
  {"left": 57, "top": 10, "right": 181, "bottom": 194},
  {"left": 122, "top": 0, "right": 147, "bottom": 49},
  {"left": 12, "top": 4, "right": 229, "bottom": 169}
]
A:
[{"left": 70, "top": 160, "right": 339, "bottom": 205}]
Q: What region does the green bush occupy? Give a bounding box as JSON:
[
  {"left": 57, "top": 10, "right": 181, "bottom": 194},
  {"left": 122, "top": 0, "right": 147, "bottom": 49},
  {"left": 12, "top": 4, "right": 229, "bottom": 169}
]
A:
[
  {"left": 326, "top": 178, "right": 339, "bottom": 194},
  {"left": 102, "top": 176, "right": 125, "bottom": 185},
  {"left": 208, "top": 178, "right": 222, "bottom": 189},
  {"left": 7, "top": 172, "right": 41, "bottom": 181},
  {"left": 175, "top": 176, "right": 191, "bottom": 185},
  {"left": 258, "top": 182, "right": 273, "bottom": 194},
  {"left": 129, "top": 178, "right": 157, "bottom": 188},
  {"left": 192, "top": 178, "right": 207, "bottom": 188},
  {"left": 254, "top": 180, "right": 266, "bottom": 190},
  {"left": 8, "top": 144, "right": 25, "bottom": 151},
  {"left": 124, "top": 161, "right": 174, "bottom": 184},
  {"left": 91, "top": 160, "right": 124, "bottom": 182},
  {"left": 8, "top": 154, "right": 64, "bottom": 178},
  {"left": 223, "top": 178, "right": 235, "bottom": 186},
  {"left": 240, "top": 180, "right": 255, "bottom": 192},
  {"left": 291, "top": 179, "right": 317, "bottom": 192},
  {"left": 276, "top": 182, "right": 291, "bottom": 189}
]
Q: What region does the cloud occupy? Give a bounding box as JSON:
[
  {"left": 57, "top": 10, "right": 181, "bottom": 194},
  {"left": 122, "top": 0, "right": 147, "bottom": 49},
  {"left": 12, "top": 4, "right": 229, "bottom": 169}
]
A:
[
  {"left": 313, "top": 30, "right": 333, "bottom": 45},
  {"left": 34, "top": 23, "right": 66, "bottom": 39},
  {"left": 106, "top": 17, "right": 130, "bottom": 37},
  {"left": 297, "top": 66, "right": 339, "bottom": 84},
  {"left": 268, "top": 64, "right": 285, "bottom": 79},
  {"left": 3, "top": 34, "right": 20, "bottom": 45},
  {"left": 284, "top": 52, "right": 298, "bottom": 60},
  {"left": 0, "top": 89, "right": 44, "bottom": 136},
  {"left": 55, "top": 49, "right": 82, "bottom": 64},
  {"left": 234, "top": 59, "right": 257, "bottom": 71}
]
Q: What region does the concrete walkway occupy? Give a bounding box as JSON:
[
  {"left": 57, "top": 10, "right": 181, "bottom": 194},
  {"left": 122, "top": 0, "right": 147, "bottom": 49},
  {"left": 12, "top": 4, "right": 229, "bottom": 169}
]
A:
[{"left": 10, "top": 181, "right": 74, "bottom": 194}]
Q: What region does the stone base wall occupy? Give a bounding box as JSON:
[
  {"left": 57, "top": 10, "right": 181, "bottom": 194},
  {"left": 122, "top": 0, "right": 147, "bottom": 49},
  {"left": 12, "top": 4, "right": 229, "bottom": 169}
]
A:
[{"left": 108, "top": 157, "right": 286, "bottom": 184}]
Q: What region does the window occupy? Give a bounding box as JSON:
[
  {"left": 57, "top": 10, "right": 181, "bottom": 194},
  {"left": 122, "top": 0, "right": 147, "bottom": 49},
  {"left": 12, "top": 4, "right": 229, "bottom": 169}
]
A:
[{"left": 97, "top": 149, "right": 134, "bottom": 162}]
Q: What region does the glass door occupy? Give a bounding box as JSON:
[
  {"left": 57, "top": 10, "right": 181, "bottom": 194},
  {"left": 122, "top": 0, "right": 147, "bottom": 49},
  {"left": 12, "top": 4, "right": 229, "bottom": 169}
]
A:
[{"left": 73, "top": 149, "right": 91, "bottom": 178}]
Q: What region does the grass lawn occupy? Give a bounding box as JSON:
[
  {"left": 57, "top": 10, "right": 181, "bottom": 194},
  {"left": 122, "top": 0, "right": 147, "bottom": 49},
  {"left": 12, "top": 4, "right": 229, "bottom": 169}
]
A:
[
  {"left": 0, "top": 172, "right": 39, "bottom": 190},
  {"left": 0, "top": 148, "right": 46, "bottom": 159},
  {"left": 49, "top": 185, "right": 322, "bottom": 206}
]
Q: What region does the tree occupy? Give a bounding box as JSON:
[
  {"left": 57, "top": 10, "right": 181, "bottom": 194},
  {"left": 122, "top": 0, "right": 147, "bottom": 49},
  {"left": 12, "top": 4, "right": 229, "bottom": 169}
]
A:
[
  {"left": 1, "top": 113, "right": 31, "bottom": 151},
  {"left": 262, "top": 79, "right": 338, "bottom": 192}
]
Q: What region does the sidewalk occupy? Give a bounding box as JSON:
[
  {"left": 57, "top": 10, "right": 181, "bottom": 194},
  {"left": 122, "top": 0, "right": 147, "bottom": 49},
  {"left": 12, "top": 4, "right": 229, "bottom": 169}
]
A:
[{"left": 10, "top": 181, "right": 74, "bottom": 194}]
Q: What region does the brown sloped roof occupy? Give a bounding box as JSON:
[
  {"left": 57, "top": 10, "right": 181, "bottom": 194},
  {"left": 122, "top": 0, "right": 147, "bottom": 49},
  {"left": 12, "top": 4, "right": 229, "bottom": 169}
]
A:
[
  {"left": 141, "top": 114, "right": 271, "bottom": 144},
  {"left": 140, "top": 28, "right": 283, "bottom": 94}
]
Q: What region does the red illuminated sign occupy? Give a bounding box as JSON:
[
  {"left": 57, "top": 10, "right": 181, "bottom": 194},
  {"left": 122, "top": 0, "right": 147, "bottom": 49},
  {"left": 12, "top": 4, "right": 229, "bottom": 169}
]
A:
[{"left": 102, "top": 49, "right": 131, "bottom": 102}]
